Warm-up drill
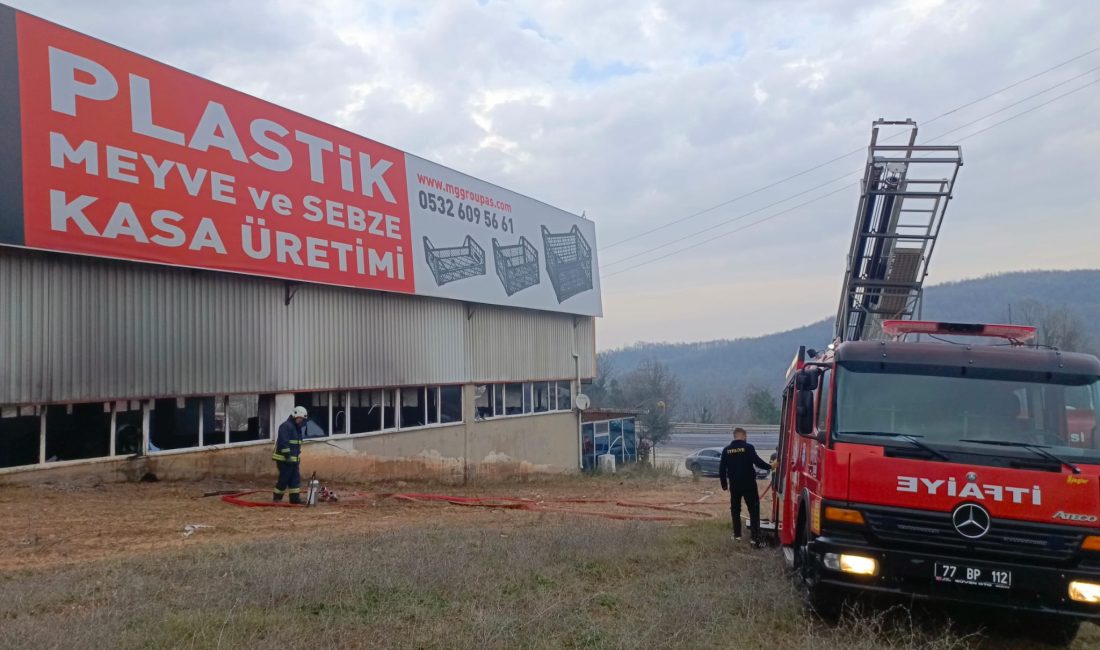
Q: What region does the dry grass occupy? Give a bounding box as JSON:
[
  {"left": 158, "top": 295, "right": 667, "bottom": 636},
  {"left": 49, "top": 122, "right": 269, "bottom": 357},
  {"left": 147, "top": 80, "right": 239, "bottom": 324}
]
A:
[
  {"left": 0, "top": 473, "right": 1095, "bottom": 649},
  {"left": 4, "top": 507, "right": 1095, "bottom": 650},
  {"left": 584, "top": 460, "right": 682, "bottom": 481}
]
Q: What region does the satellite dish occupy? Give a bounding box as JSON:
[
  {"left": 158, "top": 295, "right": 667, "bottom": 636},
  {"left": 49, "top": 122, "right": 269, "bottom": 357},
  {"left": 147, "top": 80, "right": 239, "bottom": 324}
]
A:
[{"left": 574, "top": 393, "right": 591, "bottom": 411}]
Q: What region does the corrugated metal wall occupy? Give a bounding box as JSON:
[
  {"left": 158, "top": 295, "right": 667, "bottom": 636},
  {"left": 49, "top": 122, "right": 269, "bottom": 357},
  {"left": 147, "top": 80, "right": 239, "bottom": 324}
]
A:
[{"left": 0, "top": 249, "right": 597, "bottom": 404}]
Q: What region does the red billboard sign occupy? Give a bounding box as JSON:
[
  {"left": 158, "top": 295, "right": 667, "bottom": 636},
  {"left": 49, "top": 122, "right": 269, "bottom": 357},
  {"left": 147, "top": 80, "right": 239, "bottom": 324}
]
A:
[{"left": 9, "top": 8, "right": 414, "bottom": 293}]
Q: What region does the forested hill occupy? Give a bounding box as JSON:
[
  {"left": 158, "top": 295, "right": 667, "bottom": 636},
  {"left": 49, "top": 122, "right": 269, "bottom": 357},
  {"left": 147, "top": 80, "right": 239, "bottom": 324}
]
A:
[{"left": 602, "top": 270, "right": 1100, "bottom": 418}]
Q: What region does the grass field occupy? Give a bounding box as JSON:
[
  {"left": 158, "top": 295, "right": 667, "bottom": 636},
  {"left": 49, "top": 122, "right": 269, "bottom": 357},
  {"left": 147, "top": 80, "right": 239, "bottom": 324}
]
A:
[{"left": 1, "top": 473, "right": 1097, "bottom": 649}]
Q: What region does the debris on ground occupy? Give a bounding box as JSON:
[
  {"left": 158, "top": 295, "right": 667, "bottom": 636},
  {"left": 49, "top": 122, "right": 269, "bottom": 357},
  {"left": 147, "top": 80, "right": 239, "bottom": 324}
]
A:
[{"left": 182, "top": 524, "right": 213, "bottom": 537}]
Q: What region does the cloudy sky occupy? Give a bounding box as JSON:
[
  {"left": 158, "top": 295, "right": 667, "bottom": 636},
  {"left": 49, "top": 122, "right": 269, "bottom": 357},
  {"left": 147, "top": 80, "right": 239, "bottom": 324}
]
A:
[{"left": 12, "top": 0, "right": 1099, "bottom": 349}]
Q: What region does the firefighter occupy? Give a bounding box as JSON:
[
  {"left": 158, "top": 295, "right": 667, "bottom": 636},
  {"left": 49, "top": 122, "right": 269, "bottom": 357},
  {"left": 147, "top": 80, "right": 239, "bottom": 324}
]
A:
[
  {"left": 719, "top": 427, "right": 771, "bottom": 546},
  {"left": 273, "top": 406, "right": 307, "bottom": 503}
]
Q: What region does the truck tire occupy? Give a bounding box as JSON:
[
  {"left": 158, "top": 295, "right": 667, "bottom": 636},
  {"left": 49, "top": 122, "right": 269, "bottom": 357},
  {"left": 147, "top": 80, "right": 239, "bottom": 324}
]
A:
[{"left": 794, "top": 513, "right": 844, "bottom": 622}]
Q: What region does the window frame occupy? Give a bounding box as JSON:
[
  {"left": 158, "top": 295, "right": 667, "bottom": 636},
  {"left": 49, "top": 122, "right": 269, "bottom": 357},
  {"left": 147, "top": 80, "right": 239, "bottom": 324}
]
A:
[{"left": 466, "top": 381, "right": 575, "bottom": 420}]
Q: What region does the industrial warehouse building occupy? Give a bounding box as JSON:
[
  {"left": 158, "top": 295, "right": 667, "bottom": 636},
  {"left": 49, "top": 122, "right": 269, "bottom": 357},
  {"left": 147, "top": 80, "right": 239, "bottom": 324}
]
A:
[
  {"left": 0, "top": 7, "right": 601, "bottom": 482},
  {"left": 0, "top": 248, "right": 595, "bottom": 482}
]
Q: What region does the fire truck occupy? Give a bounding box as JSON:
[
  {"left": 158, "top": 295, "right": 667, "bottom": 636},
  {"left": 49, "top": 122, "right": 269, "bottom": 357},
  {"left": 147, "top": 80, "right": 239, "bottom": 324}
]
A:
[{"left": 772, "top": 120, "right": 1100, "bottom": 643}]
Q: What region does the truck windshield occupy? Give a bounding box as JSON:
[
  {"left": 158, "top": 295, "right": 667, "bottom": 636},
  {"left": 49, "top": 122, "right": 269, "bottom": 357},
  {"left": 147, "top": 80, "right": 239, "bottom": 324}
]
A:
[{"left": 834, "top": 363, "right": 1100, "bottom": 464}]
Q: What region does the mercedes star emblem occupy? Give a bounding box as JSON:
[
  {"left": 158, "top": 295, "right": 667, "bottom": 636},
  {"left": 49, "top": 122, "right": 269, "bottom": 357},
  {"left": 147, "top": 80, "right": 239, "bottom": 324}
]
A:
[{"left": 952, "top": 502, "right": 992, "bottom": 539}]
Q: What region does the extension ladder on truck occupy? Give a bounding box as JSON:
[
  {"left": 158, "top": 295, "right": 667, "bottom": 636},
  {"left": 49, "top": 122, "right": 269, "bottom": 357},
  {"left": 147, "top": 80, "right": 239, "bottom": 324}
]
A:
[{"left": 834, "top": 119, "right": 963, "bottom": 343}]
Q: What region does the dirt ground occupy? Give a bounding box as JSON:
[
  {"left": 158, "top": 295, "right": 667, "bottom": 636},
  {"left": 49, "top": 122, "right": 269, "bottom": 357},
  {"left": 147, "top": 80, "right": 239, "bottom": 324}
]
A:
[{"left": 0, "top": 474, "right": 748, "bottom": 571}]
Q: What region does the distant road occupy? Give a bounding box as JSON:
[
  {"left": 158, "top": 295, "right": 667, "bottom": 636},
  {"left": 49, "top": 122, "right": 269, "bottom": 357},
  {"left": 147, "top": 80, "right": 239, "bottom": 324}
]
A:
[
  {"left": 655, "top": 431, "right": 780, "bottom": 475},
  {"left": 659, "top": 431, "right": 779, "bottom": 455}
]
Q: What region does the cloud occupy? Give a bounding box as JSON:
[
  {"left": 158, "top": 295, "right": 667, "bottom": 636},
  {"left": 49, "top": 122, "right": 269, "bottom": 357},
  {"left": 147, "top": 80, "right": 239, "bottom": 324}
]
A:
[
  {"left": 570, "top": 58, "right": 646, "bottom": 83},
  {"left": 8, "top": 0, "right": 1100, "bottom": 350}
]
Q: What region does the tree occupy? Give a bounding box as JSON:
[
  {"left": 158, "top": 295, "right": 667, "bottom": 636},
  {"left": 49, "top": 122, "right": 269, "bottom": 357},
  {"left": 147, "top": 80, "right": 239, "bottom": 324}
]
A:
[
  {"left": 684, "top": 395, "right": 716, "bottom": 423},
  {"left": 619, "top": 358, "right": 682, "bottom": 445},
  {"left": 744, "top": 385, "right": 780, "bottom": 424},
  {"left": 1009, "top": 301, "right": 1093, "bottom": 353},
  {"left": 587, "top": 351, "right": 624, "bottom": 408},
  {"left": 716, "top": 392, "right": 745, "bottom": 423}
]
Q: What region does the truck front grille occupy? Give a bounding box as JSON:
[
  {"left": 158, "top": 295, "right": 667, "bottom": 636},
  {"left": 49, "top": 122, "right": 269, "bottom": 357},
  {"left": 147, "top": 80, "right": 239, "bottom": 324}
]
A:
[{"left": 861, "top": 506, "right": 1086, "bottom": 565}]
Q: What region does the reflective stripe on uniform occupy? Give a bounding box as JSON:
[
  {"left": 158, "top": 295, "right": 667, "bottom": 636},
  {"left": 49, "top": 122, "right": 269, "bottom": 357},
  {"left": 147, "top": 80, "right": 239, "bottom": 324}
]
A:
[
  {"left": 287, "top": 488, "right": 301, "bottom": 494},
  {"left": 288, "top": 440, "right": 302, "bottom": 444},
  {"left": 288, "top": 456, "right": 300, "bottom": 462},
  {"left": 280, "top": 447, "right": 291, "bottom": 453},
  {"left": 272, "top": 453, "right": 287, "bottom": 461},
  {"left": 273, "top": 488, "right": 285, "bottom": 494}
]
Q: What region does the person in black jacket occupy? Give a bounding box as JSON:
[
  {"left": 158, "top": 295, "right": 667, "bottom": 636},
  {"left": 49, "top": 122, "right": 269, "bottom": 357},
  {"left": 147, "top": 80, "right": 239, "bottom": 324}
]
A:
[
  {"left": 272, "top": 406, "right": 307, "bottom": 503},
  {"left": 719, "top": 427, "right": 771, "bottom": 546}
]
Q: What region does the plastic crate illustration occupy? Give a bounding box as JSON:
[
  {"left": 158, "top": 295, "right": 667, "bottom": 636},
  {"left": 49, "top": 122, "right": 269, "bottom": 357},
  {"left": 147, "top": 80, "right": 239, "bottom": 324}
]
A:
[
  {"left": 541, "top": 225, "right": 593, "bottom": 303},
  {"left": 422, "top": 236, "right": 486, "bottom": 286},
  {"left": 492, "top": 237, "right": 540, "bottom": 296}
]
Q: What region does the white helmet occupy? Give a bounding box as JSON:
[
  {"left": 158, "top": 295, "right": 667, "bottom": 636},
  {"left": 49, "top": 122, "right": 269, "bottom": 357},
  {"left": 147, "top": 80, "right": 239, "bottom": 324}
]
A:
[{"left": 292, "top": 406, "right": 308, "bottom": 418}]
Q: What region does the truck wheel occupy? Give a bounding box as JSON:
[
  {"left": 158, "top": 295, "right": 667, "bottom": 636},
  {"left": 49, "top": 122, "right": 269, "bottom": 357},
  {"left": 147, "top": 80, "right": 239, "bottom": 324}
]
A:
[{"left": 794, "top": 518, "right": 843, "bottom": 622}]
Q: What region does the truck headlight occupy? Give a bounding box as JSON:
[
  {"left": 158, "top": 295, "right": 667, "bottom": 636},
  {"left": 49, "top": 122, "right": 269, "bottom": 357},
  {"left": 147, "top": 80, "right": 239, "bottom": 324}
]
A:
[
  {"left": 823, "top": 552, "right": 877, "bottom": 576},
  {"left": 1068, "top": 581, "right": 1100, "bottom": 604}
]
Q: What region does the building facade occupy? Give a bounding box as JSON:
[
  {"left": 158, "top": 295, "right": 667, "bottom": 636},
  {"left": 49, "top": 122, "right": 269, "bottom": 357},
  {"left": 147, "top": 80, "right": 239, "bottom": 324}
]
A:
[
  {"left": 0, "top": 247, "right": 596, "bottom": 481},
  {"left": 0, "top": 7, "right": 601, "bottom": 483}
]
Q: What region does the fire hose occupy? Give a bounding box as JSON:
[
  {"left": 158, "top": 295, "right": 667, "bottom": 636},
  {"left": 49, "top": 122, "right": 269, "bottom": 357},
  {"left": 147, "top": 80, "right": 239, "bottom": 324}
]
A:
[{"left": 220, "top": 490, "right": 716, "bottom": 521}]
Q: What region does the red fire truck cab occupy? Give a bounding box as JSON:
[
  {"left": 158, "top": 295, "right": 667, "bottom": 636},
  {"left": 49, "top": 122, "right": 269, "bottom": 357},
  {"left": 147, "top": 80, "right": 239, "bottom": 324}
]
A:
[{"left": 774, "top": 321, "right": 1100, "bottom": 642}]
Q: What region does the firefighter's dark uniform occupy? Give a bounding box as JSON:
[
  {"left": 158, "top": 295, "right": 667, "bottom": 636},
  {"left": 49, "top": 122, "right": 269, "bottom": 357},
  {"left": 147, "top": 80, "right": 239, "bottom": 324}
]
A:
[
  {"left": 719, "top": 439, "right": 771, "bottom": 541},
  {"left": 272, "top": 416, "right": 304, "bottom": 503}
]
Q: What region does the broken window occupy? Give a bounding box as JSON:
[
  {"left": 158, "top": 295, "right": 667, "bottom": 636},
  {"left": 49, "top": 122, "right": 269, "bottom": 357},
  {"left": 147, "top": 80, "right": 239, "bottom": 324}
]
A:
[
  {"left": 114, "top": 401, "right": 143, "bottom": 456},
  {"left": 401, "top": 387, "right": 426, "bottom": 428},
  {"left": 294, "top": 392, "right": 330, "bottom": 438},
  {"left": 493, "top": 384, "right": 506, "bottom": 416},
  {"left": 349, "top": 389, "right": 383, "bottom": 433},
  {"left": 200, "top": 396, "right": 222, "bottom": 446},
  {"left": 45, "top": 403, "right": 111, "bottom": 462},
  {"left": 474, "top": 385, "right": 492, "bottom": 420},
  {"left": 505, "top": 383, "right": 524, "bottom": 415},
  {"left": 150, "top": 398, "right": 201, "bottom": 451},
  {"left": 534, "top": 382, "right": 551, "bottom": 413},
  {"left": 523, "top": 383, "right": 534, "bottom": 413},
  {"left": 427, "top": 387, "right": 440, "bottom": 425},
  {"left": 257, "top": 394, "right": 275, "bottom": 441},
  {"left": 1, "top": 406, "right": 41, "bottom": 468},
  {"left": 226, "top": 394, "right": 263, "bottom": 443},
  {"left": 331, "top": 391, "right": 348, "bottom": 436},
  {"left": 441, "top": 386, "right": 462, "bottom": 423},
  {"left": 557, "top": 381, "right": 572, "bottom": 411},
  {"left": 383, "top": 389, "right": 398, "bottom": 429}
]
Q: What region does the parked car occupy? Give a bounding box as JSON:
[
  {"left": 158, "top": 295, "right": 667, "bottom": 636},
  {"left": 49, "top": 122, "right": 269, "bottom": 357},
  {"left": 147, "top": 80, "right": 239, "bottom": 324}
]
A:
[
  {"left": 685, "top": 447, "right": 772, "bottom": 479},
  {"left": 684, "top": 447, "right": 723, "bottom": 476}
]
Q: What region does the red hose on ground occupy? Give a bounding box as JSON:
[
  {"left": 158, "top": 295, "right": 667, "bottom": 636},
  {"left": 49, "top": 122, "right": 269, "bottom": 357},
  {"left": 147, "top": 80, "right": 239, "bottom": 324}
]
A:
[
  {"left": 220, "top": 490, "right": 716, "bottom": 521},
  {"left": 221, "top": 490, "right": 305, "bottom": 508}
]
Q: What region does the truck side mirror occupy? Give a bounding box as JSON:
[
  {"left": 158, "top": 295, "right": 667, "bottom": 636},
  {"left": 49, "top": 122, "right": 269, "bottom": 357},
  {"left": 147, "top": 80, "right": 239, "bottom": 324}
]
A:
[{"left": 794, "top": 369, "right": 820, "bottom": 436}]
